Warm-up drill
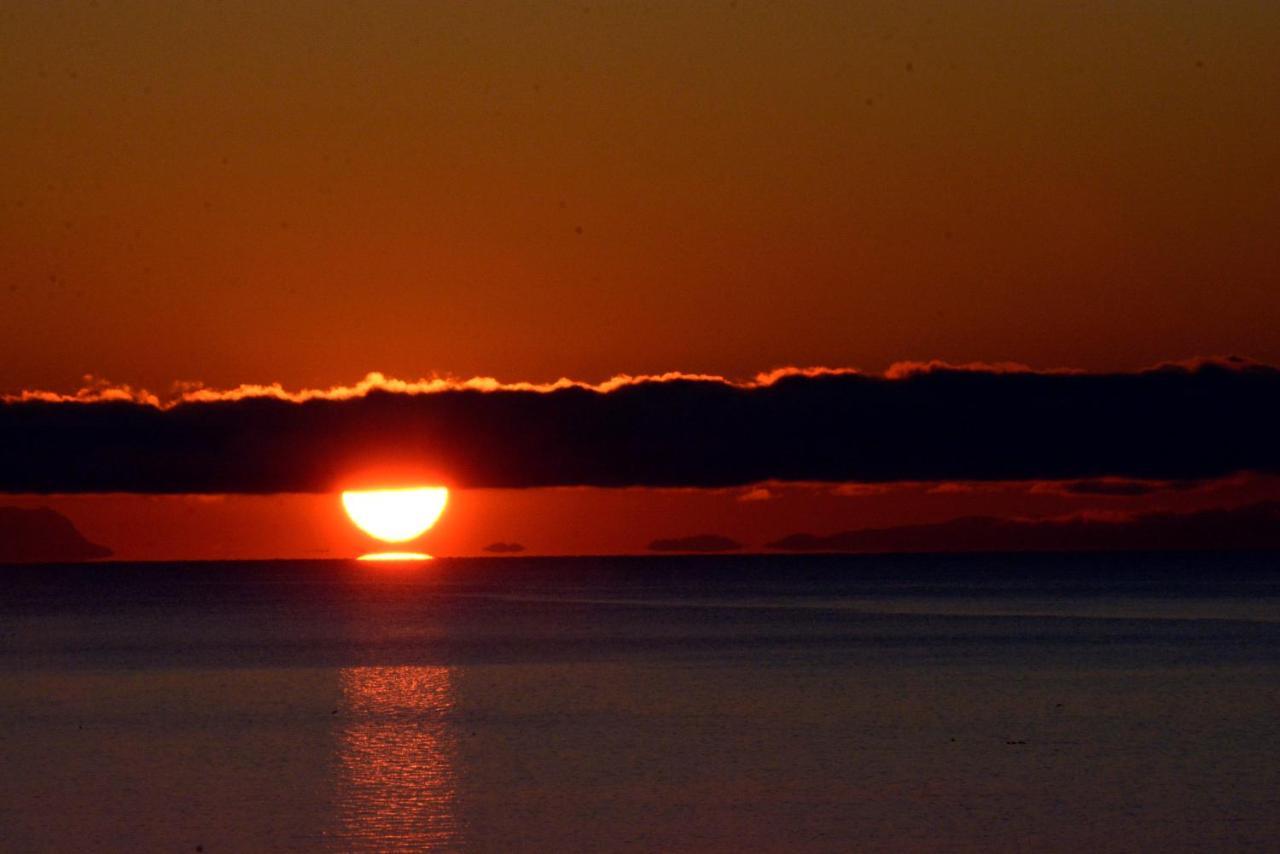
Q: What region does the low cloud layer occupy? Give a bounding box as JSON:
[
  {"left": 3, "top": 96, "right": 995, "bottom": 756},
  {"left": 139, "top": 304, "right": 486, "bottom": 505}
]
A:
[
  {"left": 2, "top": 359, "right": 1278, "bottom": 494},
  {"left": 1028, "top": 478, "right": 1201, "bottom": 497}
]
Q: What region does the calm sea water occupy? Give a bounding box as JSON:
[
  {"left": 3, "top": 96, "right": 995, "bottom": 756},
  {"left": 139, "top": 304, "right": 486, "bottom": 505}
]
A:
[{"left": 2, "top": 552, "right": 1280, "bottom": 852}]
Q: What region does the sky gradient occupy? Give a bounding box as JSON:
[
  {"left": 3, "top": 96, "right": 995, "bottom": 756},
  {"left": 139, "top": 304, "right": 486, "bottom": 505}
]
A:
[
  {"left": 3, "top": 2, "right": 1279, "bottom": 558},
  {"left": 3, "top": 1, "right": 1279, "bottom": 393}
]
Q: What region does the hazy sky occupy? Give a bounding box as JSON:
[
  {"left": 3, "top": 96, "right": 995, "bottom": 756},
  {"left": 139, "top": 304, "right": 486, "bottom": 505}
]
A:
[{"left": 3, "top": 1, "right": 1278, "bottom": 394}]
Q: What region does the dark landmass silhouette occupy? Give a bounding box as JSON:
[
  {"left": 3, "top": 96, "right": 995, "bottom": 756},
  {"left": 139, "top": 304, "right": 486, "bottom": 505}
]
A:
[
  {"left": 3, "top": 359, "right": 1278, "bottom": 493},
  {"left": 0, "top": 507, "right": 112, "bottom": 563},
  {"left": 767, "top": 501, "right": 1280, "bottom": 554},
  {"left": 649, "top": 534, "right": 744, "bottom": 553},
  {"left": 483, "top": 541, "right": 525, "bottom": 554}
]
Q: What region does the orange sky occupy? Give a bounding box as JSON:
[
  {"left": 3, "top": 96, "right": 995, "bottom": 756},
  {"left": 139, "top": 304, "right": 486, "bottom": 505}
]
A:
[
  {"left": 3, "top": 3, "right": 1279, "bottom": 558},
  {"left": 3, "top": 474, "right": 1274, "bottom": 561},
  {"left": 2, "top": 2, "right": 1278, "bottom": 394}
]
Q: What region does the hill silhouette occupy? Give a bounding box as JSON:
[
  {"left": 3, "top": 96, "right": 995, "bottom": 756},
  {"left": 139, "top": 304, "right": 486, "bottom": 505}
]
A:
[
  {"left": 0, "top": 507, "right": 112, "bottom": 563},
  {"left": 767, "top": 502, "right": 1280, "bottom": 554}
]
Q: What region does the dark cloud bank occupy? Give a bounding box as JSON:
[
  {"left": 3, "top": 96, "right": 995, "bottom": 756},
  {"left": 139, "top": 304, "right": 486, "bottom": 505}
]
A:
[{"left": 2, "top": 360, "right": 1278, "bottom": 494}]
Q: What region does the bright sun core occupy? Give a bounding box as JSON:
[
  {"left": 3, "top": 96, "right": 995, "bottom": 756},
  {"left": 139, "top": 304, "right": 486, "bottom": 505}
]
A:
[{"left": 341, "top": 486, "right": 449, "bottom": 543}]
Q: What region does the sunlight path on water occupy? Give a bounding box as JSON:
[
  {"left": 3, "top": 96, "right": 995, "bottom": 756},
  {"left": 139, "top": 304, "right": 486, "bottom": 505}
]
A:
[{"left": 332, "top": 666, "right": 460, "bottom": 851}]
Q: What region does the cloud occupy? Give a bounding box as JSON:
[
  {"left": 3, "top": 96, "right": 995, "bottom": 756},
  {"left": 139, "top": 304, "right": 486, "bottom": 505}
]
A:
[
  {"left": 4, "top": 367, "right": 859, "bottom": 407},
  {"left": 738, "top": 487, "right": 774, "bottom": 501},
  {"left": 925, "top": 482, "right": 980, "bottom": 494},
  {"left": 830, "top": 483, "right": 892, "bottom": 497},
  {"left": 0, "top": 507, "right": 112, "bottom": 563},
  {"left": 765, "top": 501, "right": 1280, "bottom": 554},
  {"left": 648, "top": 534, "right": 744, "bottom": 553},
  {"left": 1028, "top": 478, "right": 1200, "bottom": 497},
  {"left": 882, "top": 360, "right": 1042, "bottom": 379},
  {"left": 1, "top": 358, "right": 1278, "bottom": 494}
]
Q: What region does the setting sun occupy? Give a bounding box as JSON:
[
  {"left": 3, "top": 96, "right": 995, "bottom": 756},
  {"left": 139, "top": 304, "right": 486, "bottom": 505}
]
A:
[{"left": 341, "top": 487, "right": 449, "bottom": 543}]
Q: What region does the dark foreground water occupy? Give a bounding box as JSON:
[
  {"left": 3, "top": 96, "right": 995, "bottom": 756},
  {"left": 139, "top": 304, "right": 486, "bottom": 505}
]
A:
[{"left": 2, "top": 552, "right": 1280, "bottom": 852}]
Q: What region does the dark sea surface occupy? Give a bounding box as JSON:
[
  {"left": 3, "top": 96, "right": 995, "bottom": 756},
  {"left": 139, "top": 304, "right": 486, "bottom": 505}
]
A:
[{"left": 2, "top": 552, "right": 1280, "bottom": 852}]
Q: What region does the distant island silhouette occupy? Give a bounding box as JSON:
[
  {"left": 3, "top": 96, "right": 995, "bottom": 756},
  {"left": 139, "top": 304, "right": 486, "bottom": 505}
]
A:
[
  {"left": 483, "top": 541, "right": 526, "bottom": 554},
  {"left": 0, "top": 507, "right": 112, "bottom": 563},
  {"left": 649, "top": 534, "right": 743, "bottom": 553},
  {"left": 767, "top": 502, "right": 1280, "bottom": 553}
]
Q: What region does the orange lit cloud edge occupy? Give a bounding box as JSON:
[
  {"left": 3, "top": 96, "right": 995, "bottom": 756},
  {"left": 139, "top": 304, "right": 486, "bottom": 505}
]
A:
[{"left": 3, "top": 357, "right": 1259, "bottom": 409}]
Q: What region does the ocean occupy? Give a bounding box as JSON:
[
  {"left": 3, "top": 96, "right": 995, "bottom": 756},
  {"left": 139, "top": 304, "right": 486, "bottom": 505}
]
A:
[{"left": 2, "top": 552, "right": 1279, "bottom": 852}]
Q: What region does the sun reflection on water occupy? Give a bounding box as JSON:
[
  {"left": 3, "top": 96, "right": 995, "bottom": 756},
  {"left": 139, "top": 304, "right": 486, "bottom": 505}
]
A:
[{"left": 333, "top": 666, "right": 461, "bottom": 850}]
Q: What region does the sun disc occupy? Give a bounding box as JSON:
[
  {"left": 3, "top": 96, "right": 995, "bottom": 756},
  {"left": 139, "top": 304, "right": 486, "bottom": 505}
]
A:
[{"left": 341, "top": 486, "right": 448, "bottom": 543}]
